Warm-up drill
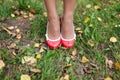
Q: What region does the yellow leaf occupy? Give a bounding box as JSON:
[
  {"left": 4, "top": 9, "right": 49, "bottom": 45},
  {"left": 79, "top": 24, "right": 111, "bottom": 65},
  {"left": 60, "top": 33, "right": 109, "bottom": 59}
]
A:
[
  {"left": 115, "top": 61, "right": 120, "bottom": 69},
  {"left": 84, "top": 17, "right": 90, "bottom": 23},
  {"left": 89, "top": 24, "right": 93, "bottom": 27},
  {"left": 65, "top": 64, "right": 72, "bottom": 68},
  {"left": 21, "top": 74, "right": 31, "bottom": 80},
  {"left": 82, "top": 56, "right": 89, "bottom": 63},
  {"left": 11, "top": 13, "right": 15, "bottom": 17},
  {"left": 34, "top": 43, "right": 39, "bottom": 48},
  {"left": 104, "top": 77, "right": 112, "bottom": 80},
  {"left": 0, "top": 60, "right": 5, "bottom": 69},
  {"left": 16, "top": 34, "right": 22, "bottom": 39},
  {"left": 60, "top": 77, "right": 64, "bottom": 80},
  {"left": 30, "top": 68, "right": 41, "bottom": 73},
  {"left": 60, "top": 74, "right": 70, "bottom": 80},
  {"left": 36, "top": 54, "right": 41, "bottom": 59},
  {"left": 110, "top": 37, "right": 117, "bottom": 43},
  {"left": 64, "top": 74, "right": 70, "bottom": 80}
]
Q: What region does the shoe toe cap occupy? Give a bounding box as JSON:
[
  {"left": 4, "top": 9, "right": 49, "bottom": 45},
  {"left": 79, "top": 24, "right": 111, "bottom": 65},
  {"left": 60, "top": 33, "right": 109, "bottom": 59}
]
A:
[
  {"left": 62, "top": 40, "right": 75, "bottom": 49},
  {"left": 46, "top": 40, "right": 61, "bottom": 49}
]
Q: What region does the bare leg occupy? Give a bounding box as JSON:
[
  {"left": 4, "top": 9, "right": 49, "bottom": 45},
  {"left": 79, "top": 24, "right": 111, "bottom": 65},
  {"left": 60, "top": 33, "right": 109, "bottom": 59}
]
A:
[
  {"left": 44, "top": 0, "right": 60, "bottom": 40},
  {"left": 61, "top": 0, "right": 76, "bottom": 39}
]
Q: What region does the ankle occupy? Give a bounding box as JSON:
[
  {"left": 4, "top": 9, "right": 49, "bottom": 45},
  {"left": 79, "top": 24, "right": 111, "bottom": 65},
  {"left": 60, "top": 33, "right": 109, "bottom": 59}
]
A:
[
  {"left": 62, "top": 13, "right": 73, "bottom": 21},
  {"left": 61, "top": 17, "right": 73, "bottom": 25},
  {"left": 48, "top": 16, "right": 60, "bottom": 23}
]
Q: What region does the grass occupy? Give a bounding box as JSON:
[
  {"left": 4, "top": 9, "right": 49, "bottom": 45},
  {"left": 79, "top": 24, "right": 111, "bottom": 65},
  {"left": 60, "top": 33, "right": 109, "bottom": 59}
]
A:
[{"left": 0, "top": 0, "right": 120, "bottom": 80}]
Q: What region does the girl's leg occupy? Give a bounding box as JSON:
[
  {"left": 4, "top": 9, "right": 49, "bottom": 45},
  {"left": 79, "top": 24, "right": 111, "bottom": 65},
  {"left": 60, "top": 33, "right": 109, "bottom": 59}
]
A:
[
  {"left": 44, "top": 0, "right": 60, "bottom": 40},
  {"left": 61, "top": 0, "right": 76, "bottom": 39}
]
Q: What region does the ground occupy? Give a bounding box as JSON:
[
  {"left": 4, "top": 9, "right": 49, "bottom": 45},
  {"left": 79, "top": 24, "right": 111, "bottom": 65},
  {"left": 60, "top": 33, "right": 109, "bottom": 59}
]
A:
[{"left": 0, "top": 0, "right": 120, "bottom": 80}]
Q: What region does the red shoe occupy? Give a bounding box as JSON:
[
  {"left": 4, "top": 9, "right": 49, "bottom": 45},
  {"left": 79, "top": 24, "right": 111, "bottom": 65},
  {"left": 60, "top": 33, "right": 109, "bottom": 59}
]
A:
[
  {"left": 45, "top": 34, "right": 61, "bottom": 49},
  {"left": 61, "top": 33, "right": 76, "bottom": 49},
  {"left": 45, "top": 23, "right": 61, "bottom": 49}
]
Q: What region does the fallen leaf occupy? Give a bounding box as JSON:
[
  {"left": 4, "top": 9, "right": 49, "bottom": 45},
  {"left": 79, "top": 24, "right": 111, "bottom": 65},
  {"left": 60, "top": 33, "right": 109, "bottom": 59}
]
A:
[
  {"left": 76, "top": 27, "right": 83, "bottom": 37},
  {"left": 11, "top": 13, "right": 15, "bottom": 17},
  {"left": 16, "top": 29, "right": 20, "bottom": 33},
  {"left": 84, "top": 17, "right": 90, "bottom": 23},
  {"left": 30, "top": 68, "right": 41, "bottom": 73},
  {"left": 8, "top": 43, "right": 16, "bottom": 49},
  {"left": 16, "top": 34, "right": 22, "bottom": 39},
  {"left": 34, "top": 43, "right": 40, "bottom": 48},
  {"left": 23, "top": 15, "right": 29, "bottom": 19},
  {"left": 70, "top": 55, "right": 75, "bottom": 60},
  {"left": 0, "top": 17, "right": 6, "bottom": 22},
  {"left": 12, "top": 51, "right": 17, "bottom": 56},
  {"left": 97, "top": 17, "right": 102, "bottom": 22},
  {"left": 82, "top": 56, "right": 89, "bottom": 63},
  {"left": 88, "top": 40, "right": 94, "bottom": 47},
  {"left": 86, "top": 4, "right": 92, "bottom": 8},
  {"left": 28, "top": 5, "right": 30, "bottom": 8},
  {"left": 114, "top": 61, "right": 120, "bottom": 69},
  {"left": 40, "top": 38, "right": 45, "bottom": 43},
  {"left": 8, "top": 26, "right": 15, "bottom": 30},
  {"left": 78, "top": 31, "right": 83, "bottom": 34},
  {"left": 14, "top": 10, "right": 20, "bottom": 16},
  {"left": 22, "top": 56, "right": 37, "bottom": 66},
  {"left": 84, "top": 66, "right": 92, "bottom": 74},
  {"left": 2, "top": 26, "right": 15, "bottom": 35},
  {"left": 106, "top": 58, "right": 113, "bottom": 69},
  {"left": 30, "top": 9, "right": 36, "bottom": 14},
  {"left": 64, "top": 74, "right": 70, "bottom": 80},
  {"left": 36, "top": 54, "right": 41, "bottom": 59},
  {"left": 60, "top": 74, "right": 70, "bottom": 80},
  {"left": 75, "top": 27, "right": 81, "bottom": 31},
  {"left": 29, "top": 13, "right": 34, "bottom": 17},
  {"left": 39, "top": 47, "right": 45, "bottom": 53},
  {"left": 64, "top": 64, "right": 72, "bottom": 69},
  {"left": 89, "top": 24, "right": 93, "bottom": 27},
  {"left": 66, "top": 64, "right": 72, "bottom": 67},
  {"left": 29, "top": 13, "right": 35, "bottom": 20},
  {"left": 21, "top": 74, "right": 31, "bottom": 80},
  {"left": 11, "top": 6, "right": 17, "bottom": 10},
  {"left": 104, "top": 77, "right": 112, "bottom": 80},
  {"left": 110, "top": 37, "right": 117, "bottom": 43},
  {"left": 94, "top": 5, "right": 101, "bottom": 10},
  {"left": 20, "top": 11, "right": 24, "bottom": 15},
  {"left": 0, "top": 60, "right": 5, "bottom": 69},
  {"left": 60, "top": 77, "right": 64, "bottom": 80},
  {"left": 72, "top": 48, "right": 77, "bottom": 56},
  {"left": 90, "top": 63, "right": 98, "bottom": 69}
]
